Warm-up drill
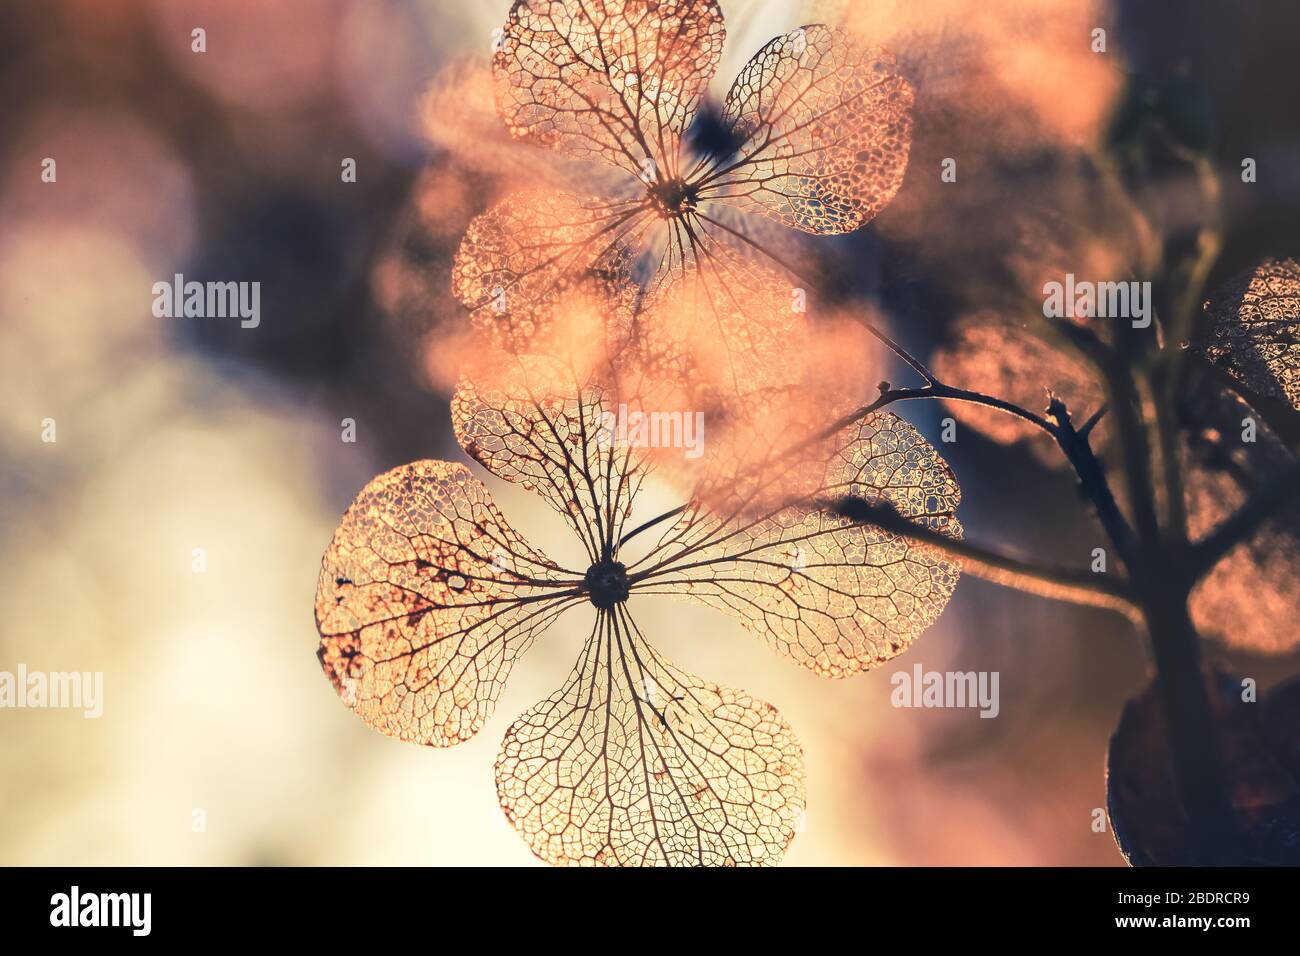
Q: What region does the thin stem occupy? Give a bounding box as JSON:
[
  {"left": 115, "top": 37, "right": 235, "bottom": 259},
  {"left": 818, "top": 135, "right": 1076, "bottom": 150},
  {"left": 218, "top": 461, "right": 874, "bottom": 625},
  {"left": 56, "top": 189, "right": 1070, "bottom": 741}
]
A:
[
  {"left": 617, "top": 503, "right": 687, "bottom": 551},
  {"left": 815, "top": 381, "right": 1057, "bottom": 450},
  {"left": 1167, "top": 155, "right": 1224, "bottom": 350},
  {"left": 1148, "top": 158, "right": 1222, "bottom": 547},
  {"left": 1190, "top": 352, "right": 1300, "bottom": 451},
  {"left": 1190, "top": 454, "right": 1300, "bottom": 577},
  {"left": 829, "top": 495, "right": 1139, "bottom": 619},
  {"left": 852, "top": 315, "right": 936, "bottom": 383},
  {"left": 1141, "top": 577, "right": 1241, "bottom": 863},
  {"left": 1152, "top": 369, "right": 1189, "bottom": 545},
  {"left": 1047, "top": 398, "right": 1138, "bottom": 570},
  {"left": 1106, "top": 358, "right": 1164, "bottom": 548},
  {"left": 726, "top": 309, "right": 1131, "bottom": 609},
  {"left": 694, "top": 211, "right": 944, "bottom": 388},
  {"left": 1078, "top": 403, "right": 1109, "bottom": 438}
]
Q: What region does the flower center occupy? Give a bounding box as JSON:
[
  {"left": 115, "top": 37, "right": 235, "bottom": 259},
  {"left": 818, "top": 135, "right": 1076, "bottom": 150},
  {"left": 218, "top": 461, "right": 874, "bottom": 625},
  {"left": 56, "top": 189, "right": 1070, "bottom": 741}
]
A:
[
  {"left": 686, "top": 101, "right": 749, "bottom": 166},
  {"left": 583, "top": 560, "right": 630, "bottom": 610},
  {"left": 647, "top": 177, "right": 699, "bottom": 219}
]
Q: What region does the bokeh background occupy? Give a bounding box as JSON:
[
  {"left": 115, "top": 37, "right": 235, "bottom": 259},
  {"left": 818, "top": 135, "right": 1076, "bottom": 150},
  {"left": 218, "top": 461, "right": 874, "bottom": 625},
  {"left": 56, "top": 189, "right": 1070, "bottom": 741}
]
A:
[{"left": 2, "top": 0, "right": 1298, "bottom": 866}]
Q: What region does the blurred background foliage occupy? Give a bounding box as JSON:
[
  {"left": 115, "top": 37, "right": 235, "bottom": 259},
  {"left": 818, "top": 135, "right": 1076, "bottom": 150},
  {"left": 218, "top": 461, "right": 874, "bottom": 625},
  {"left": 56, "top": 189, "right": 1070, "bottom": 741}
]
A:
[{"left": 1, "top": 0, "right": 1298, "bottom": 865}]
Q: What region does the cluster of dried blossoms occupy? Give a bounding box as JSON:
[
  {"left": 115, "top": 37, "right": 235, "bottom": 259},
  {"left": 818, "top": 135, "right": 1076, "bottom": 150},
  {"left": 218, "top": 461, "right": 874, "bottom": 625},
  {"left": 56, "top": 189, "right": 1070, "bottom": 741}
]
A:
[{"left": 315, "top": 0, "right": 962, "bottom": 866}]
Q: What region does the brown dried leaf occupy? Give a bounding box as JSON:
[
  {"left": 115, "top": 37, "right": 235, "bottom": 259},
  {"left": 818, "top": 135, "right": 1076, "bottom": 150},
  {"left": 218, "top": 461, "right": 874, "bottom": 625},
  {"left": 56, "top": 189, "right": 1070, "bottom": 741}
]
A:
[
  {"left": 494, "top": 0, "right": 725, "bottom": 176},
  {"left": 635, "top": 411, "right": 962, "bottom": 676},
  {"left": 315, "top": 461, "right": 579, "bottom": 746},
  {"left": 1198, "top": 258, "right": 1300, "bottom": 412},
  {"left": 1106, "top": 672, "right": 1300, "bottom": 866},
  {"left": 495, "top": 607, "right": 804, "bottom": 866},
  {"left": 712, "top": 24, "right": 913, "bottom": 235}
]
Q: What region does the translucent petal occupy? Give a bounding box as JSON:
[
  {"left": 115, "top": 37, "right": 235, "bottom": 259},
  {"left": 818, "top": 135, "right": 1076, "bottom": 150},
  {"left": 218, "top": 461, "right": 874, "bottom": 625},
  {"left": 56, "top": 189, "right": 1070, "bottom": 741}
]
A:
[
  {"left": 315, "top": 461, "right": 580, "bottom": 746},
  {"left": 710, "top": 25, "right": 913, "bottom": 234},
  {"left": 494, "top": 0, "right": 725, "bottom": 177},
  {"left": 632, "top": 411, "right": 963, "bottom": 676},
  {"left": 451, "top": 190, "right": 642, "bottom": 351},
  {"left": 496, "top": 607, "right": 805, "bottom": 866},
  {"left": 633, "top": 244, "right": 806, "bottom": 406},
  {"left": 452, "top": 352, "right": 651, "bottom": 562}
]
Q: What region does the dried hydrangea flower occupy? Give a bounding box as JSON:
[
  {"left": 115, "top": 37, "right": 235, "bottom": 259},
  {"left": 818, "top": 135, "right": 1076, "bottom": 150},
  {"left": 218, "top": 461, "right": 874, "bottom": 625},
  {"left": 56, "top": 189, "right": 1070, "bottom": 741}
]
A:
[
  {"left": 315, "top": 350, "right": 961, "bottom": 865},
  {"left": 452, "top": 0, "right": 913, "bottom": 350},
  {"left": 1196, "top": 258, "right": 1300, "bottom": 412}
]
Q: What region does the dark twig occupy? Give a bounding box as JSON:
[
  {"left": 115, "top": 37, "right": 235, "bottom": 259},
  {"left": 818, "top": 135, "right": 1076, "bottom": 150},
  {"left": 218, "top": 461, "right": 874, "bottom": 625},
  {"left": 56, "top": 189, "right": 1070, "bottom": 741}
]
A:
[
  {"left": 1189, "top": 352, "right": 1300, "bottom": 451},
  {"left": 1190, "top": 454, "right": 1300, "bottom": 577},
  {"left": 1047, "top": 398, "right": 1138, "bottom": 570},
  {"left": 617, "top": 503, "right": 687, "bottom": 550},
  {"left": 815, "top": 380, "right": 1057, "bottom": 449},
  {"left": 828, "top": 495, "right": 1139, "bottom": 618},
  {"left": 1078, "top": 403, "right": 1109, "bottom": 438}
]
